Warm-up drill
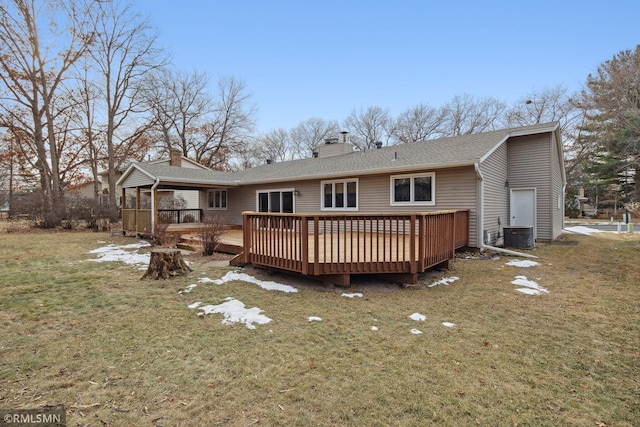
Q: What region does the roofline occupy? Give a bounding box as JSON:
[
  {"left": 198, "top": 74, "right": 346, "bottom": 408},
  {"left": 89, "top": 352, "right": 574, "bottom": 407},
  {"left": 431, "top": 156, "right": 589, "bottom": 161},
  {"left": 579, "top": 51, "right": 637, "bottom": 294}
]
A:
[
  {"left": 240, "top": 161, "right": 478, "bottom": 185},
  {"left": 153, "top": 176, "right": 241, "bottom": 187},
  {"left": 116, "top": 163, "right": 156, "bottom": 187}
]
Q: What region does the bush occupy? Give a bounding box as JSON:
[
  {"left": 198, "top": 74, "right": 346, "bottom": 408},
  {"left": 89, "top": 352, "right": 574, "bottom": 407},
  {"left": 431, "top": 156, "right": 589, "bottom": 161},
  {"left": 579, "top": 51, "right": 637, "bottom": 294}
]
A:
[
  {"left": 152, "top": 222, "right": 179, "bottom": 247},
  {"left": 565, "top": 187, "right": 581, "bottom": 219},
  {"left": 199, "top": 216, "right": 226, "bottom": 256}
]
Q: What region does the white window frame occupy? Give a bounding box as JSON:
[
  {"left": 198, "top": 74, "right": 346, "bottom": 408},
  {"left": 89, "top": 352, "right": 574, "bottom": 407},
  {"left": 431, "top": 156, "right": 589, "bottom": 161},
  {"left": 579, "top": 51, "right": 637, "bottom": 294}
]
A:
[
  {"left": 207, "top": 189, "right": 227, "bottom": 210},
  {"left": 390, "top": 172, "right": 435, "bottom": 206},
  {"left": 320, "top": 178, "right": 359, "bottom": 211}
]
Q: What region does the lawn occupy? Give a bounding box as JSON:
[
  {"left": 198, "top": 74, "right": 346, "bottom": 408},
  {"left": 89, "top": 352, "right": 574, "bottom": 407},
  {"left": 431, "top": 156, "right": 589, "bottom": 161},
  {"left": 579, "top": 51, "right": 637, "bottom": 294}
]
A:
[{"left": 0, "top": 226, "right": 638, "bottom": 426}]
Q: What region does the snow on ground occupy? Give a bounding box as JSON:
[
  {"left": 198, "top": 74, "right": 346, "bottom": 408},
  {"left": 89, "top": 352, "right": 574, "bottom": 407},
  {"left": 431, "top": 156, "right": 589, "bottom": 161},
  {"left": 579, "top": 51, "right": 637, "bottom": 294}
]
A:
[
  {"left": 371, "top": 326, "right": 379, "bottom": 331},
  {"left": 308, "top": 316, "right": 322, "bottom": 322},
  {"left": 210, "top": 271, "right": 298, "bottom": 293},
  {"left": 341, "top": 292, "right": 363, "bottom": 298},
  {"left": 198, "top": 277, "right": 216, "bottom": 283},
  {"left": 178, "top": 284, "right": 197, "bottom": 294},
  {"left": 195, "top": 297, "right": 272, "bottom": 329},
  {"left": 564, "top": 226, "right": 606, "bottom": 235},
  {"left": 409, "top": 312, "right": 426, "bottom": 321},
  {"left": 442, "top": 322, "right": 456, "bottom": 328},
  {"left": 506, "top": 259, "right": 540, "bottom": 268},
  {"left": 428, "top": 276, "right": 459, "bottom": 288},
  {"left": 512, "top": 275, "right": 549, "bottom": 295},
  {"left": 87, "top": 241, "right": 151, "bottom": 269},
  {"left": 410, "top": 329, "right": 423, "bottom": 335},
  {"left": 188, "top": 302, "right": 202, "bottom": 309}
]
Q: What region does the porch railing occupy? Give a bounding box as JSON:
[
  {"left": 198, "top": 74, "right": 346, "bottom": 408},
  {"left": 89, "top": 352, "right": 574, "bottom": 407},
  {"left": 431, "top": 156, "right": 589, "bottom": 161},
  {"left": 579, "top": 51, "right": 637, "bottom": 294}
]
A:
[
  {"left": 242, "top": 210, "right": 469, "bottom": 284},
  {"left": 158, "top": 209, "right": 203, "bottom": 224},
  {"left": 122, "top": 208, "right": 152, "bottom": 234}
]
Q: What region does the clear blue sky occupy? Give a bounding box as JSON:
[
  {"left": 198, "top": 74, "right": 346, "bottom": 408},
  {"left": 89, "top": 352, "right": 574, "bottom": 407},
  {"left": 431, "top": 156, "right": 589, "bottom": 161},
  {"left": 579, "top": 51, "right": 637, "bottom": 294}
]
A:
[{"left": 135, "top": 0, "right": 639, "bottom": 134}]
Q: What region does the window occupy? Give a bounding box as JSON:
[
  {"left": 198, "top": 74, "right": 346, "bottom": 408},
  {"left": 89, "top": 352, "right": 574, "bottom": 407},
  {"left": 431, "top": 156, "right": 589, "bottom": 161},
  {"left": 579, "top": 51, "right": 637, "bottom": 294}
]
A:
[
  {"left": 321, "top": 179, "right": 358, "bottom": 210},
  {"left": 257, "top": 190, "right": 294, "bottom": 213},
  {"left": 207, "top": 189, "right": 227, "bottom": 209},
  {"left": 390, "top": 173, "right": 435, "bottom": 205}
]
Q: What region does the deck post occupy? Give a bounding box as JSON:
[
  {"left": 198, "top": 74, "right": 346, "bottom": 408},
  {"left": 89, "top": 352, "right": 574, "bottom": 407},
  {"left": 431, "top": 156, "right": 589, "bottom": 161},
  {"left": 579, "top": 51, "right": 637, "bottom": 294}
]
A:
[
  {"left": 243, "top": 212, "right": 252, "bottom": 264},
  {"left": 313, "top": 216, "right": 320, "bottom": 275},
  {"left": 301, "top": 216, "right": 309, "bottom": 275},
  {"left": 418, "top": 214, "right": 425, "bottom": 271},
  {"left": 135, "top": 187, "right": 141, "bottom": 234},
  {"left": 410, "top": 214, "right": 417, "bottom": 274}
]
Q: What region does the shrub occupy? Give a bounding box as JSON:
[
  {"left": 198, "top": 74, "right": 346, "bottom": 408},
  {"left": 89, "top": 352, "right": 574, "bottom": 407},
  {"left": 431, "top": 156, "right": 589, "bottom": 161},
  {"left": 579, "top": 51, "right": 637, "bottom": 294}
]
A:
[
  {"left": 199, "top": 216, "right": 226, "bottom": 256},
  {"left": 565, "top": 187, "right": 581, "bottom": 219},
  {"left": 152, "top": 222, "right": 179, "bottom": 247}
]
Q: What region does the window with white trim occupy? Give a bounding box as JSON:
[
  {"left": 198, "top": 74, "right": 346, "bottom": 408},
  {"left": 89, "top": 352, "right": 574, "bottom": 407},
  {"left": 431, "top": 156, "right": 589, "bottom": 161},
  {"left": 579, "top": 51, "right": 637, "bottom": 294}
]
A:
[
  {"left": 207, "top": 189, "right": 227, "bottom": 209},
  {"left": 321, "top": 179, "right": 358, "bottom": 210},
  {"left": 390, "top": 173, "right": 435, "bottom": 205}
]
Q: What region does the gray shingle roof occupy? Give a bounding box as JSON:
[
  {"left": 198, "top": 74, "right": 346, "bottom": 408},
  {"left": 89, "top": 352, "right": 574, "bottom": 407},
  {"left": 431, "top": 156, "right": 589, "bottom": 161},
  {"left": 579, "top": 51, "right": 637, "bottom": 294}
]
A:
[{"left": 128, "top": 122, "right": 559, "bottom": 187}]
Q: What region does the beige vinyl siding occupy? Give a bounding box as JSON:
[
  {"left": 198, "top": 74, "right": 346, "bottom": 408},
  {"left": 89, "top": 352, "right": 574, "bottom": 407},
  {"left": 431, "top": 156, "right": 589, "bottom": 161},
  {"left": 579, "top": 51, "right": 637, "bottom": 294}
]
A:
[
  {"left": 550, "top": 131, "right": 564, "bottom": 239},
  {"left": 479, "top": 143, "right": 509, "bottom": 245},
  {"left": 357, "top": 168, "right": 478, "bottom": 247},
  {"left": 226, "top": 167, "right": 479, "bottom": 246},
  {"left": 174, "top": 190, "right": 199, "bottom": 209},
  {"left": 507, "top": 133, "right": 552, "bottom": 241},
  {"left": 121, "top": 168, "right": 155, "bottom": 188}
]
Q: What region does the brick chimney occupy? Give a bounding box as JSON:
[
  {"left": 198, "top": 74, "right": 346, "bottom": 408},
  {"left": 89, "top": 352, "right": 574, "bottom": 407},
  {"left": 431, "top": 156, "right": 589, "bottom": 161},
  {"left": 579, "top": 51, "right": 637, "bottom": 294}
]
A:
[{"left": 169, "top": 148, "right": 182, "bottom": 167}]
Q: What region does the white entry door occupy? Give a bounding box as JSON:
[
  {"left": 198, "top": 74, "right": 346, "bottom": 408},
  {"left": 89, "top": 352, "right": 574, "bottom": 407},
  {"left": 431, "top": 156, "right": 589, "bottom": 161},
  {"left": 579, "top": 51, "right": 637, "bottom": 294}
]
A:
[{"left": 510, "top": 188, "right": 536, "bottom": 235}]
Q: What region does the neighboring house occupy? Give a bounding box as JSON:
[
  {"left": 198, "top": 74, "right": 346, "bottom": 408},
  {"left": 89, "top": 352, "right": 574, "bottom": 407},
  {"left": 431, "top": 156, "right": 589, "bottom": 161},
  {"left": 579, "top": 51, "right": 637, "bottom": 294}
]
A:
[{"left": 117, "top": 122, "right": 566, "bottom": 249}]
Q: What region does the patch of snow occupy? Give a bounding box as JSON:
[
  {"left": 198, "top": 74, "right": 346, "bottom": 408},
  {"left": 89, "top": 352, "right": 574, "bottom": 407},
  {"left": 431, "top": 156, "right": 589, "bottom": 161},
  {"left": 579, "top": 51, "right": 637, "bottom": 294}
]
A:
[
  {"left": 87, "top": 241, "right": 151, "bottom": 269},
  {"left": 512, "top": 275, "right": 548, "bottom": 295},
  {"left": 188, "top": 302, "right": 202, "bottom": 309},
  {"left": 198, "top": 277, "right": 216, "bottom": 283},
  {"left": 212, "top": 271, "right": 298, "bottom": 293},
  {"left": 197, "top": 297, "right": 271, "bottom": 329},
  {"left": 442, "top": 322, "right": 456, "bottom": 328},
  {"left": 178, "top": 284, "right": 197, "bottom": 294},
  {"left": 410, "top": 329, "right": 423, "bottom": 335},
  {"left": 341, "top": 292, "right": 363, "bottom": 298},
  {"left": 506, "top": 259, "right": 540, "bottom": 268},
  {"left": 371, "top": 326, "right": 379, "bottom": 331},
  {"left": 564, "top": 226, "right": 605, "bottom": 235},
  {"left": 409, "top": 312, "right": 426, "bottom": 321},
  {"left": 308, "top": 316, "right": 322, "bottom": 322},
  {"left": 428, "top": 276, "right": 459, "bottom": 288}
]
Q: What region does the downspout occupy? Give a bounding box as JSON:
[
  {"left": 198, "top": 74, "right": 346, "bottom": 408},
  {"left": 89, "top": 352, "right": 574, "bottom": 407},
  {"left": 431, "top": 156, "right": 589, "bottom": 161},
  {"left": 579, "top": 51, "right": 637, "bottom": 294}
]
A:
[
  {"left": 562, "top": 182, "right": 567, "bottom": 231},
  {"left": 474, "top": 163, "right": 538, "bottom": 259},
  {"left": 150, "top": 178, "right": 160, "bottom": 237}
]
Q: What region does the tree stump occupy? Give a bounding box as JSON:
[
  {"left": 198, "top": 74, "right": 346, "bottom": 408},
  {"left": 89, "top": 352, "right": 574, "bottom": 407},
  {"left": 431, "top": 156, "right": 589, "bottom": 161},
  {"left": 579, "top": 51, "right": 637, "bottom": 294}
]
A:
[{"left": 142, "top": 249, "right": 192, "bottom": 280}]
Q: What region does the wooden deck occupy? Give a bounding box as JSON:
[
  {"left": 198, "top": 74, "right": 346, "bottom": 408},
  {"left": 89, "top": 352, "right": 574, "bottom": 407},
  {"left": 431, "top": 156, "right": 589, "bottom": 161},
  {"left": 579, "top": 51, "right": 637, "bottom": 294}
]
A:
[{"left": 242, "top": 210, "right": 469, "bottom": 286}]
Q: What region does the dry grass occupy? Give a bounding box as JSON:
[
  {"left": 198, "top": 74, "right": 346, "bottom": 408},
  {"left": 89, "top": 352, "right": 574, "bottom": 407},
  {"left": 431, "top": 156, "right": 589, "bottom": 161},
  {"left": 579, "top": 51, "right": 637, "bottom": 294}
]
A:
[{"left": 0, "top": 226, "right": 638, "bottom": 426}]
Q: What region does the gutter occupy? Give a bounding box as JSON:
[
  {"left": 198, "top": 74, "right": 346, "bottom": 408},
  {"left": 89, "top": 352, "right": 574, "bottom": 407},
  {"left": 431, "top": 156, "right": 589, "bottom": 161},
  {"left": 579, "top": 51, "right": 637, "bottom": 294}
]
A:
[
  {"left": 474, "top": 163, "right": 538, "bottom": 259},
  {"left": 150, "top": 178, "right": 160, "bottom": 236}
]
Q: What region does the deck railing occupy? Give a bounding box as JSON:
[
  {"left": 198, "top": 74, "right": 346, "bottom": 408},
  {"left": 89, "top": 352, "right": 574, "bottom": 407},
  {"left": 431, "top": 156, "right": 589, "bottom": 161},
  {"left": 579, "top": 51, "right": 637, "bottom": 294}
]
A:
[
  {"left": 243, "top": 210, "right": 469, "bottom": 285},
  {"left": 158, "top": 209, "right": 203, "bottom": 224}
]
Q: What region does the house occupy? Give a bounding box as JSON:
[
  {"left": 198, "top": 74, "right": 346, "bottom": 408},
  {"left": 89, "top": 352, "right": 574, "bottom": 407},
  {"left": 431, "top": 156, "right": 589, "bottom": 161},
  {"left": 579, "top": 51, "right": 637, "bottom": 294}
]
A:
[{"left": 117, "top": 121, "right": 566, "bottom": 251}]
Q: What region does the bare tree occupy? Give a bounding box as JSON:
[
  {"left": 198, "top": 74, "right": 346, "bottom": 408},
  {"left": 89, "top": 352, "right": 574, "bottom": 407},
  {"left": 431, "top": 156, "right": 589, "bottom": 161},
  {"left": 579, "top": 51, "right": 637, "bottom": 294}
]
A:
[
  {"left": 390, "top": 103, "right": 446, "bottom": 144},
  {"left": 198, "top": 76, "right": 256, "bottom": 169},
  {"left": 0, "top": 0, "right": 96, "bottom": 217},
  {"left": 144, "top": 68, "right": 212, "bottom": 156},
  {"left": 71, "top": 59, "right": 106, "bottom": 204},
  {"left": 290, "top": 117, "right": 340, "bottom": 158},
  {"left": 88, "top": 0, "right": 165, "bottom": 215},
  {"left": 343, "top": 106, "right": 391, "bottom": 150},
  {"left": 441, "top": 94, "right": 506, "bottom": 136},
  {"left": 254, "top": 128, "right": 292, "bottom": 163}
]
